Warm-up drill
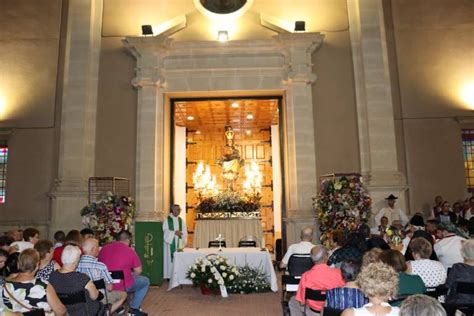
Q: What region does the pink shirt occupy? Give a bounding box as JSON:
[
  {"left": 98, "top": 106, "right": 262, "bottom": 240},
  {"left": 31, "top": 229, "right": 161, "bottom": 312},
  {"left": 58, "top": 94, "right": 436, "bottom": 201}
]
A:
[
  {"left": 98, "top": 241, "right": 141, "bottom": 291},
  {"left": 295, "top": 263, "right": 345, "bottom": 311}
]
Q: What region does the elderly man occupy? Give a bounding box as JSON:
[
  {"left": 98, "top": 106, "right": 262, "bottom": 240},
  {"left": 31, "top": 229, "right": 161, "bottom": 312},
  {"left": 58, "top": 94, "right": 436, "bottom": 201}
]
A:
[
  {"left": 98, "top": 230, "right": 150, "bottom": 316},
  {"left": 77, "top": 238, "right": 126, "bottom": 314},
  {"left": 163, "top": 204, "right": 188, "bottom": 279},
  {"left": 280, "top": 227, "right": 315, "bottom": 269},
  {"left": 374, "top": 194, "right": 409, "bottom": 226},
  {"left": 289, "top": 245, "right": 345, "bottom": 316}
]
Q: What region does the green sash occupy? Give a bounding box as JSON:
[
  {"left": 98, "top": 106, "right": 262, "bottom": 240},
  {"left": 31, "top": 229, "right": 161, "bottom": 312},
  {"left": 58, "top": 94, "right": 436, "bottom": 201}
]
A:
[{"left": 167, "top": 215, "right": 183, "bottom": 262}]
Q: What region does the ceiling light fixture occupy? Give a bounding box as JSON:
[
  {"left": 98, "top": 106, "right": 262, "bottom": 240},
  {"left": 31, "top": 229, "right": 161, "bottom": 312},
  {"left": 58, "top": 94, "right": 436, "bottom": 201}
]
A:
[
  {"left": 195, "top": 130, "right": 201, "bottom": 134},
  {"left": 246, "top": 130, "right": 251, "bottom": 135},
  {"left": 246, "top": 113, "right": 254, "bottom": 120},
  {"left": 218, "top": 30, "right": 229, "bottom": 42},
  {"left": 294, "top": 21, "right": 305, "bottom": 32},
  {"left": 187, "top": 116, "right": 194, "bottom": 121},
  {"left": 231, "top": 102, "right": 239, "bottom": 108}
]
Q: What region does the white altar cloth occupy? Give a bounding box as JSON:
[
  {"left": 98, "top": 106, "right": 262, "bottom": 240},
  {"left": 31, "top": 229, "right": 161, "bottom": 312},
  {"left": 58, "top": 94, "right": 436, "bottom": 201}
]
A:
[{"left": 168, "top": 247, "right": 278, "bottom": 292}]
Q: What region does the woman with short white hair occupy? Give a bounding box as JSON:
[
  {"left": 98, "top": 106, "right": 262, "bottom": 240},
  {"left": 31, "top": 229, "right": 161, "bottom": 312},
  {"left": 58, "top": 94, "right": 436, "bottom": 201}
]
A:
[
  {"left": 49, "top": 245, "right": 105, "bottom": 315},
  {"left": 400, "top": 294, "right": 446, "bottom": 316}
]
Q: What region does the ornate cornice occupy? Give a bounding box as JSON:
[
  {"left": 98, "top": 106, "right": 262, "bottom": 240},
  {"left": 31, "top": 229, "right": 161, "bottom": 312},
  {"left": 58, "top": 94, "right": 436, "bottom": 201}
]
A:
[{"left": 124, "top": 33, "right": 324, "bottom": 87}]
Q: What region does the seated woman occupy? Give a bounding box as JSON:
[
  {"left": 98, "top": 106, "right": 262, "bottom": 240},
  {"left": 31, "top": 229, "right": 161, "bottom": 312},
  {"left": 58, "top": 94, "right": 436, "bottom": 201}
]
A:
[
  {"left": 445, "top": 239, "right": 474, "bottom": 305},
  {"left": 341, "top": 262, "right": 400, "bottom": 316},
  {"left": 49, "top": 245, "right": 105, "bottom": 316},
  {"left": 406, "top": 237, "right": 446, "bottom": 288},
  {"left": 325, "top": 260, "right": 368, "bottom": 312},
  {"left": 400, "top": 294, "right": 447, "bottom": 316},
  {"left": 380, "top": 249, "right": 426, "bottom": 306},
  {"left": 328, "top": 233, "right": 366, "bottom": 266},
  {"left": 1, "top": 248, "right": 66, "bottom": 315},
  {"left": 35, "top": 239, "right": 60, "bottom": 282}
]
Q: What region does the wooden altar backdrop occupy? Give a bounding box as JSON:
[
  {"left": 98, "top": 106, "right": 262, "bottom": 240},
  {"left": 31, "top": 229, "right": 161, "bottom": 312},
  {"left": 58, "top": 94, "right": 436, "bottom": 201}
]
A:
[{"left": 185, "top": 128, "right": 274, "bottom": 247}]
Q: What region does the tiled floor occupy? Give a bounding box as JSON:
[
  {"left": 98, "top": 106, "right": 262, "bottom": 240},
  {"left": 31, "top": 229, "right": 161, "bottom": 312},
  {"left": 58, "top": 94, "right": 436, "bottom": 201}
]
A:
[{"left": 141, "top": 281, "right": 282, "bottom": 316}]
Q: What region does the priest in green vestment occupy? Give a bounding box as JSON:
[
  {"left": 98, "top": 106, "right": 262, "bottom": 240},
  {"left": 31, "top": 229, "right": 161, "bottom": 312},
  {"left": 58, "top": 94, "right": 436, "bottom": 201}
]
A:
[{"left": 163, "top": 204, "right": 188, "bottom": 279}]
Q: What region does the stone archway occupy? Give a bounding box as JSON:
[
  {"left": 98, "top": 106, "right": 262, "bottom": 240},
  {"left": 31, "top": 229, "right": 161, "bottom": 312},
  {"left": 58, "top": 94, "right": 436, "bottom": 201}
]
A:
[{"left": 123, "top": 33, "right": 324, "bottom": 245}]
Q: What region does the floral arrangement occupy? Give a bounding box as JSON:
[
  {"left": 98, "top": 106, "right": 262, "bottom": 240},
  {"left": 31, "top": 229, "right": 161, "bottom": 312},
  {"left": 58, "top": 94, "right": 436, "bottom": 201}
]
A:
[
  {"left": 80, "top": 193, "right": 135, "bottom": 244},
  {"left": 187, "top": 254, "right": 239, "bottom": 290},
  {"left": 196, "top": 190, "right": 261, "bottom": 214},
  {"left": 227, "top": 265, "right": 271, "bottom": 294},
  {"left": 313, "top": 174, "right": 371, "bottom": 246}
]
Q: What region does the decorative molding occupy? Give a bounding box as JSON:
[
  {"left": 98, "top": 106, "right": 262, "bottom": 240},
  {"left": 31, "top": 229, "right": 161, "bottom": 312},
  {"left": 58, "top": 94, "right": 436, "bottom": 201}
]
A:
[{"left": 123, "top": 33, "right": 323, "bottom": 60}]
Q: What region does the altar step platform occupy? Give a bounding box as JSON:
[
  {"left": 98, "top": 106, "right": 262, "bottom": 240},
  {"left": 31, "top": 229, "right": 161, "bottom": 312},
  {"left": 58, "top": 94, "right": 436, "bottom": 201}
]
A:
[
  {"left": 193, "top": 218, "right": 264, "bottom": 248},
  {"left": 169, "top": 247, "right": 278, "bottom": 292}
]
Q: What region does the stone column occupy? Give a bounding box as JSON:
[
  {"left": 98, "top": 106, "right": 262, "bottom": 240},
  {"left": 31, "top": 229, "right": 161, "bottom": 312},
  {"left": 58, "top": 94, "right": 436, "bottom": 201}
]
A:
[
  {"left": 278, "top": 34, "right": 323, "bottom": 245},
  {"left": 125, "top": 40, "right": 170, "bottom": 222},
  {"left": 49, "top": 0, "right": 103, "bottom": 235},
  {"left": 347, "top": 0, "right": 408, "bottom": 222}
]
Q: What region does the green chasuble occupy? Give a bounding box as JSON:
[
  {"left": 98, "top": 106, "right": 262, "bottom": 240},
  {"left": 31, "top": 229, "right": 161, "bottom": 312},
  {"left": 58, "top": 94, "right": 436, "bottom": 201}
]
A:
[{"left": 167, "top": 215, "right": 183, "bottom": 262}]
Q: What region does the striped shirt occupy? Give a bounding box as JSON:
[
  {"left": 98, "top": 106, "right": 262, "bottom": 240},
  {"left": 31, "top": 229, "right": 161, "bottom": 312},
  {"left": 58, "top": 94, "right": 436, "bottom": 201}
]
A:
[
  {"left": 76, "top": 255, "right": 113, "bottom": 284},
  {"left": 326, "top": 287, "right": 368, "bottom": 310}
]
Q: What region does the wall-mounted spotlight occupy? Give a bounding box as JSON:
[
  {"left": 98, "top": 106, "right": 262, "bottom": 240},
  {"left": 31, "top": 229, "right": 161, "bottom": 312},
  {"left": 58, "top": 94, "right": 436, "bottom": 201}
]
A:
[
  {"left": 294, "top": 21, "right": 305, "bottom": 32},
  {"left": 218, "top": 30, "right": 229, "bottom": 42},
  {"left": 142, "top": 25, "right": 153, "bottom": 36}
]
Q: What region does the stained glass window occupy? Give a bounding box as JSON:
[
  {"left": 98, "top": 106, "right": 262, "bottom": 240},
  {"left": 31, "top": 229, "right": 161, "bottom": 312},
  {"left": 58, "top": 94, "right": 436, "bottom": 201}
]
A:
[
  {"left": 0, "top": 145, "right": 7, "bottom": 203},
  {"left": 462, "top": 130, "right": 474, "bottom": 193},
  {"left": 0, "top": 144, "right": 7, "bottom": 203}
]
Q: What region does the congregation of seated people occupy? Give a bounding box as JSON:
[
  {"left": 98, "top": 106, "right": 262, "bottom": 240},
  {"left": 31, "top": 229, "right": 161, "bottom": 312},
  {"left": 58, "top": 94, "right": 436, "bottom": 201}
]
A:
[
  {"left": 0, "top": 227, "right": 150, "bottom": 316},
  {"left": 281, "top": 194, "right": 474, "bottom": 316}
]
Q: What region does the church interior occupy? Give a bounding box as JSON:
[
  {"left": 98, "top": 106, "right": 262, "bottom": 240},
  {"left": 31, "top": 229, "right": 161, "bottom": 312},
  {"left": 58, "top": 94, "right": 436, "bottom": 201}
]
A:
[{"left": 0, "top": 0, "right": 473, "bottom": 315}]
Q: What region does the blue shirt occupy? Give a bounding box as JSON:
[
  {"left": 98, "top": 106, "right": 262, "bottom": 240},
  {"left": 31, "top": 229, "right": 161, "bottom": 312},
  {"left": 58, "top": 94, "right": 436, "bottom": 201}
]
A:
[
  {"left": 326, "top": 287, "right": 368, "bottom": 309},
  {"left": 76, "top": 255, "right": 113, "bottom": 284}
]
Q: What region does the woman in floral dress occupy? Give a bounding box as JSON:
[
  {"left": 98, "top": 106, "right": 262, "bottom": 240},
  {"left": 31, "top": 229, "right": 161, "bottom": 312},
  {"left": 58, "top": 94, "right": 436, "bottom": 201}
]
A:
[{"left": 1, "top": 248, "right": 66, "bottom": 315}]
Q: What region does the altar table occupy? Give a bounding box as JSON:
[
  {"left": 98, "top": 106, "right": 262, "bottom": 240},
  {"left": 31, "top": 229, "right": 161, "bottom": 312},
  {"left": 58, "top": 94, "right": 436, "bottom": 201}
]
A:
[
  {"left": 168, "top": 247, "right": 278, "bottom": 292},
  {"left": 193, "top": 219, "right": 263, "bottom": 248}
]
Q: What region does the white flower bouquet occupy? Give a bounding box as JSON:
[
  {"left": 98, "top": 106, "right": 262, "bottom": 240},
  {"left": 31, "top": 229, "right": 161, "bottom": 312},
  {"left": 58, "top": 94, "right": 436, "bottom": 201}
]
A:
[
  {"left": 186, "top": 254, "right": 239, "bottom": 292},
  {"left": 227, "top": 265, "right": 271, "bottom": 294}
]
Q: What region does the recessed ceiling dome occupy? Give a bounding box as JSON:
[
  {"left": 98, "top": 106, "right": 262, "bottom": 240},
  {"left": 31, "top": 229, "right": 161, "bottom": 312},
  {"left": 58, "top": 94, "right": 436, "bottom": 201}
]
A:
[
  {"left": 194, "top": 0, "right": 254, "bottom": 21},
  {"left": 200, "top": 0, "right": 247, "bottom": 14}
]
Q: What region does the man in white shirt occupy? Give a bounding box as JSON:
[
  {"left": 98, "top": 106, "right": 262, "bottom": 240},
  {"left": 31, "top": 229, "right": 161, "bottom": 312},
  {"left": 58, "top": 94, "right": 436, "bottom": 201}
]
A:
[
  {"left": 279, "top": 227, "right": 315, "bottom": 269},
  {"left": 10, "top": 227, "right": 39, "bottom": 252},
  {"left": 434, "top": 223, "right": 467, "bottom": 270},
  {"left": 163, "top": 204, "right": 188, "bottom": 279},
  {"left": 374, "top": 194, "right": 409, "bottom": 227}
]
